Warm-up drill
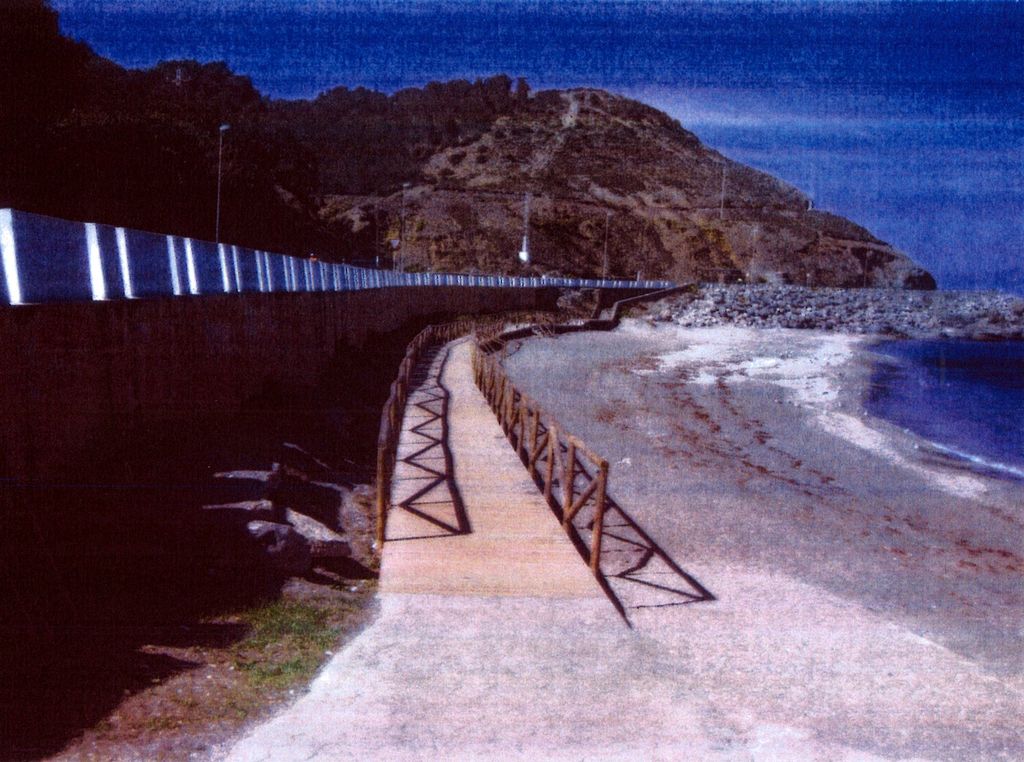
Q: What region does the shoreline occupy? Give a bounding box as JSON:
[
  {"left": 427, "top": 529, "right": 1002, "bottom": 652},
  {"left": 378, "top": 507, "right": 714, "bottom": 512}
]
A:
[
  {"left": 621, "top": 319, "right": 1016, "bottom": 501},
  {"left": 501, "top": 318, "right": 1024, "bottom": 756},
  {"left": 501, "top": 320, "right": 1023, "bottom": 737},
  {"left": 862, "top": 338, "right": 1024, "bottom": 484},
  {"left": 633, "top": 282, "right": 1024, "bottom": 491}
]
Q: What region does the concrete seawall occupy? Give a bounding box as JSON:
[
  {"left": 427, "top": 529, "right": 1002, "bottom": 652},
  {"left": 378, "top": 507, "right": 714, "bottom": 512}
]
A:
[{"left": 0, "top": 287, "right": 552, "bottom": 484}]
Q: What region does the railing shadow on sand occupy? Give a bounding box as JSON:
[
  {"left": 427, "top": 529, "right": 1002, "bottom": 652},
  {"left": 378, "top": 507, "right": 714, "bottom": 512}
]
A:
[
  {"left": 380, "top": 341, "right": 471, "bottom": 543},
  {"left": 374, "top": 320, "right": 476, "bottom": 548}
]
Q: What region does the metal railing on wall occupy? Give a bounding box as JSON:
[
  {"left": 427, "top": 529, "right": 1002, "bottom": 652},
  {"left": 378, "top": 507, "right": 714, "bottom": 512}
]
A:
[{"left": 0, "top": 208, "right": 673, "bottom": 306}]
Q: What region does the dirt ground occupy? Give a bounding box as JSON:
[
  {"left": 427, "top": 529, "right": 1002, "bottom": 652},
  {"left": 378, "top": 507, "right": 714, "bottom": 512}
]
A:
[
  {"left": 48, "top": 577, "right": 378, "bottom": 762},
  {"left": 2, "top": 378, "right": 385, "bottom": 761}
]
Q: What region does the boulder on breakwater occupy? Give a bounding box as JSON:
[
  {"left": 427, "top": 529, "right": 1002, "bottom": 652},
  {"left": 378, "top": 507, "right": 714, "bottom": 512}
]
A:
[{"left": 649, "top": 285, "right": 1024, "bottom": 340}]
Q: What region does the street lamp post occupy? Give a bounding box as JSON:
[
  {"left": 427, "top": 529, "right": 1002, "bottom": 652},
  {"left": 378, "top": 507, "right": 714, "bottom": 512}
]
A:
[
  {"left": 375, "top": 204, "right": 381, "bottom": 267},
  {"left": 398, "top": 182, "right": 411, "bottom": 272},
  {"left": 602, "top": 210, "right": 611, "bottom": 279},
  {"left": 719, "top": 160, "right": 727, "bottom": 220},
  {"left": 215, "top": 124, "right": 230, "bottom": 244},
  {"left": 518, "top": 192, "right": 531, "bottom": 264}
]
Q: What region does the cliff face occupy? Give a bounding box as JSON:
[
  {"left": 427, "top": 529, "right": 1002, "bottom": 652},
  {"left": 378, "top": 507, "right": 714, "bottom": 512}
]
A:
[
  {"left": 325, "top": 88, "right": 935, "bottom": 288},
  {"left": 2, "top": 3, "right": 935, "bottom": 287}
]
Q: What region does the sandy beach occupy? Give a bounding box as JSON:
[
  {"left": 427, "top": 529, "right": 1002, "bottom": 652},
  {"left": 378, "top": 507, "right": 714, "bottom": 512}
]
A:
[{"left": 502, "top": 319, "right": 1024, "bottom": 759}]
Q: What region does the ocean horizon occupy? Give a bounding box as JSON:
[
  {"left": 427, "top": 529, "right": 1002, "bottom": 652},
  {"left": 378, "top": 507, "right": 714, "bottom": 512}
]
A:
[{"left": 50, "top": 1, "right": 1024, "bottom": 296}]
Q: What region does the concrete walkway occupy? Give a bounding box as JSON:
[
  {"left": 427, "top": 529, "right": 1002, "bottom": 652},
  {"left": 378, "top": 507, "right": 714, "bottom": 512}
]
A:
[
  {"left": 224, "top": 340, "right": 681, "bottom": 761},
  {"left": 380, "top": 340, "right": 605, "bottom": 600}
]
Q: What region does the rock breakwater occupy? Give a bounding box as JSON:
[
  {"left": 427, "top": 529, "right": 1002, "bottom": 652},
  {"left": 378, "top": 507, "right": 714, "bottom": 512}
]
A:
[{"left": 649, "top": 285, "right": 1024, "bottom": 339}]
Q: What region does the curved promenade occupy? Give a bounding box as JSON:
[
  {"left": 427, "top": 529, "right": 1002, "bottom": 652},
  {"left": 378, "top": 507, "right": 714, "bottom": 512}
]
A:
[{"left": 381, "top": 340, "right": 605, "bottom": 599}]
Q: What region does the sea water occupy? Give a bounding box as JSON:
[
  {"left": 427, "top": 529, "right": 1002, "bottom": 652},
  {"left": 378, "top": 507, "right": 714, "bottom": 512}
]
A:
[{"left": 866, "top": 340, "right": 1024, "bottom": 481}]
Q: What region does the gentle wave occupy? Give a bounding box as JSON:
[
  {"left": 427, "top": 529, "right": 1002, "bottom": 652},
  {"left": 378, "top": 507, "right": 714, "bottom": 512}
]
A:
[
  {"left": 923, "top": 440, "right": 1024, "bottom": 483},
  {"left": 866, "top": 339, "right": 1024, "bottom": 485}
]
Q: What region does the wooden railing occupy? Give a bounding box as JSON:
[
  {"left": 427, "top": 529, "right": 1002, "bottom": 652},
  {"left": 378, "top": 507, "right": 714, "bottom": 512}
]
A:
[
  {"left": 376, "top": 288, "right": 678, "bottom": 558},
  {"left": 375, "top": 320, "right": 475, "bottom": 548},
  {"left": 471, "top": 339, "right": 610, "bottom": 575}
]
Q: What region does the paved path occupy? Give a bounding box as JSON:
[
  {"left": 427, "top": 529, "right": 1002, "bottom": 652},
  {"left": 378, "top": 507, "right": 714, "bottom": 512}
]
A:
[
  {"left": 380, "top": 340, "right": 604, "bottom": 599},
  {"left": 224, "top": 340, "right": 694, "bottom": 761}
]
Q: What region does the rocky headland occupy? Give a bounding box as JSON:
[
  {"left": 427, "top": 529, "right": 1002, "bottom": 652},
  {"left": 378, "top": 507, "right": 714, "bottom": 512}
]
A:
[
  {"left": 5, "top": 2, "right": 936, "bottom": 286},
  {"left": 645, "top": 284, "right": 1024, "bottom": 340},
  {"left": 329, "top": 88, "right": 936, "bottom": 288}
]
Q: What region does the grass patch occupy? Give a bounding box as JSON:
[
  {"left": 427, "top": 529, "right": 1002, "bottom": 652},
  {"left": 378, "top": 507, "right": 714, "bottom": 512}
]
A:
[
  {"left": 48, "top": 578, "right": 378, "bottom": 760},
  {"left": 231, "top": 598, "right": 344, "bottom": 691}
]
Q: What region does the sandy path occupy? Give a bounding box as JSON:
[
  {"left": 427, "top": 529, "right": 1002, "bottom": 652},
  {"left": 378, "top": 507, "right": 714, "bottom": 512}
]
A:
[{"left": 222, "top": 341, "right": 704, "bottom": 760}]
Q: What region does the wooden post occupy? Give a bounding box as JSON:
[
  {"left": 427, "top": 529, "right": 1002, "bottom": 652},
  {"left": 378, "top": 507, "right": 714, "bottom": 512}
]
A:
[
  {"left": 562, "top": 439, "right": 576, "bottom": 524},
  {"left": 375, "top": 444, "right": 387, "bottom": 548},
  {"left": 499, "top": 377, "right": 508, "bottom": 429},
  {"left": 496, "top": 375, "right": 507, "bottom": 421},
  {"left": 590, "top": 460, "right": 609, "bottom": 574},
  {"left": 506, "top": 383, "right": 515, "bottom": 434},
  {"left": 544, "top": 424, "right": 557, "bottom": 503},
  {"left": 509, "top": 388, "right": 519, "bottom": 444},
  {"left": 508, "top": 385, "right": 515, "bottom": 436},
  {"left": 528, "top": 408, "right": 539, "bottom": 476},
  {"left": 516, "top": 401, "right": 525, "bottom": 457}
]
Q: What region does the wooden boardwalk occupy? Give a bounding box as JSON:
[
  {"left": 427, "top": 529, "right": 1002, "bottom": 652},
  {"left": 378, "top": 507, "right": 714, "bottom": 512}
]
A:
[{"left": 380, "top": 338, "right": 605, "bottom": 600}]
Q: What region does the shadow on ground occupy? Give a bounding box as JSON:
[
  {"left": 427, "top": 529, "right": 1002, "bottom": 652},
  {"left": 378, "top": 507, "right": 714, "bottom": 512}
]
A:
[
  {"left": 387, "top": 343, "right": 472, "bottom": 542},
  {"left": 0, "top": 323, "right": 425, "bottom": 760}
]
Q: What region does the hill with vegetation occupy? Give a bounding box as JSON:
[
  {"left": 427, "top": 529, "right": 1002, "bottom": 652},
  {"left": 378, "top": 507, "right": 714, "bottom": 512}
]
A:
[{"left": 1, "top": 1, "right": 934, "bottom": 288}]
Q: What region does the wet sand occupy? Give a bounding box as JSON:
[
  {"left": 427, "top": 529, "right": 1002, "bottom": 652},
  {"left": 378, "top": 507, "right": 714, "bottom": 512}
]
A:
[{"left": 503, "top": 320, "right": 1024, "bottom": 759}]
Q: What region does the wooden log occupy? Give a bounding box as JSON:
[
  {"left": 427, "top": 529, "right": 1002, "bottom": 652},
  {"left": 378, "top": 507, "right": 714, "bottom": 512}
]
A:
[
  {"left": 544, "top": 424, "right": 557, "bottom": 503},
  {"left": 528, "top": 430, "right": 548, "bottom": 472},
  {"left": 563, "top": 439, "right": 576, "bottom": 518},
  {"left": 567, "top": 433, "right": 604, "bottom": 466},
  {"left": 590, "top": 460, "right": 609, "bottom": 575},
  {"left": 563, "top": 476, "right": 599, "bottom": 527}
]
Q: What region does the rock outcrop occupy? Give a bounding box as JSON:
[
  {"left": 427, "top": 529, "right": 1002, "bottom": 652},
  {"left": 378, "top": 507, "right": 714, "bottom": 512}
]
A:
[
  {"left": 246, "top": 520, "right": 312, "bottom": 577},
  {"left": 326, "top": 88, "right": 935, "bottom": 289},
  {"left": 205, "top": 449, "right": 370, "bottom": 578}
]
